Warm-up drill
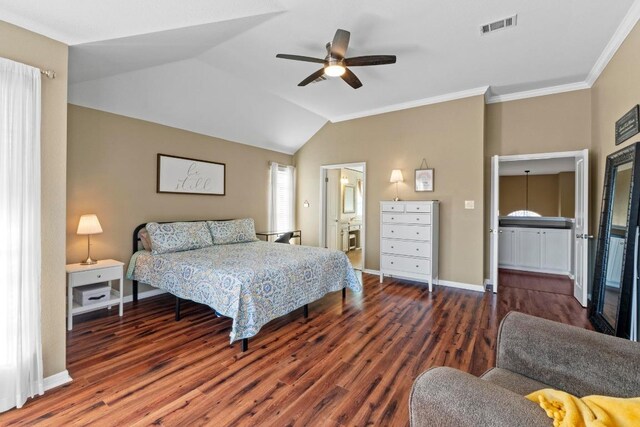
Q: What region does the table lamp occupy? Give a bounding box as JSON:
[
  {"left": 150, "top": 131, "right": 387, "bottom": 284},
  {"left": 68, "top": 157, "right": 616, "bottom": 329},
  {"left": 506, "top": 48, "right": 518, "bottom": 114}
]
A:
[
  {"left": 77, "top": 214, "right": 103, "bottom": 265},
  {"left": 390, "top": 169, "right": 404, "bottom": 201}
]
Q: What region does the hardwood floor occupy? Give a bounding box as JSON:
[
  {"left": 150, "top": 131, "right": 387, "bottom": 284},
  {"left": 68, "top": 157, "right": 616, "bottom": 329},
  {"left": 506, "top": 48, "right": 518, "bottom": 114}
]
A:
[
  {"left": 499, "top": 268, "right": 574, "bottom": 296},
  {"left": 0, "top": 274, "right": 590, "bottom": 426}
]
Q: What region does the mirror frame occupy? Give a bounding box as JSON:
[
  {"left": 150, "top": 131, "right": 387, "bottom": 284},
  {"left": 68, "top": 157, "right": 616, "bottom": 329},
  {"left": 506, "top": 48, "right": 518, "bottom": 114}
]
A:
[
  {"left": 343, "top": 184, "right": 356, "bottom": 214},
  {"left": 590, "top": 142, "right": 640, "bottom": 338}
]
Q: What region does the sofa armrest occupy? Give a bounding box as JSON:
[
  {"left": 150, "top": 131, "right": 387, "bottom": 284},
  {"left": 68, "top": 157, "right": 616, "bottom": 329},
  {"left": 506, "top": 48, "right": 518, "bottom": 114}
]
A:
[
  {"left": 497, "top": 311, "right": 640, "bottom": 397},
  {"left": 410, "top": 367, "right": 549, "bottom": 427}
]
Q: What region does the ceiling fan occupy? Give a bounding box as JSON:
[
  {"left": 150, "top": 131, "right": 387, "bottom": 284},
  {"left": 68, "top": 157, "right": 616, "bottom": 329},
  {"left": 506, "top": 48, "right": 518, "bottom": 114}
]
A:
[{"left": 276, "top": 29, "right": 396, "bottom": 89}]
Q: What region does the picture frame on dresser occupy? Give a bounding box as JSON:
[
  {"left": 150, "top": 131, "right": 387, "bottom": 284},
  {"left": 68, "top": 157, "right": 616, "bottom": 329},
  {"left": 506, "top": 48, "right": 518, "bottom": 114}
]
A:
[{"left": 379, "top": 200, "right": 439, "bottom": 292}]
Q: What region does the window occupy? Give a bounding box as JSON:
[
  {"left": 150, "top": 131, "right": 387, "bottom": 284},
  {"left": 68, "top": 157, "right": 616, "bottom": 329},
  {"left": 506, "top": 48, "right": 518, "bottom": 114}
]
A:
[
  {"left": 507, "top": 210, "right": 542, "bottom": 217},
  {"left": 269, "top": 163, "right": 295, "bottom": 231}
]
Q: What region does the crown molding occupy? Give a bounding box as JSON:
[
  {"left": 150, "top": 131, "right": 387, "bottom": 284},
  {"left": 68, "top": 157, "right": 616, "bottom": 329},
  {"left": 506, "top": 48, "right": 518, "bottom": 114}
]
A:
[
  {"left": 485, "top": 81, "right": 591, "bottom": 104},
  {"left": 328, "top": 86, "right": 489, "bottom": 123},
  {"left": 585, "top": 0, "right": 640, "bottom": 86}
]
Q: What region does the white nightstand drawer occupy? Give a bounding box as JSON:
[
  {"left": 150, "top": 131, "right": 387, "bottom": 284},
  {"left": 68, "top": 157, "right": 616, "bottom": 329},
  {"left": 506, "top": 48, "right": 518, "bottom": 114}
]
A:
[
  {"left": 405, "top": 202, "right": 432, "bottom": 213},
  {"left": 382, "top": 239, "right": 431, "bottom": 258},
  {"left": 381, "top": 202, "right": 405, "bottom": 212},
  {"left": 382, "top": 224, "right": 431, "bottom": 241},
  {"left": 71, "top": 267, "right": 121, "bottom": 287},
  {"left": 382, "top": 213, "right": 431, "bottom": 225},
  {"left": 381, "top": 255, "right": 431, "bottom": 275}
]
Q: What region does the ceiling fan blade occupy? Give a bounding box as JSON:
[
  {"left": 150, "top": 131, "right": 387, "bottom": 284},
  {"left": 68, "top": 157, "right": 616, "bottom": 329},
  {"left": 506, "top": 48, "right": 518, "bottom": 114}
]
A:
[
  {"left": 331, "top": 29, "right": 351, "bottom": 59},
  {"left": 345, "top": 55, "right": 397, "bottom": 67},
  {"left": 276, "top": 54, "right": 326, "bottom": 64},
  {"left": 341, "top": 68, "right": 362, "bottom": 89},
  {"left": 298, "top": 68, "right": 327, "bottom": 86}
]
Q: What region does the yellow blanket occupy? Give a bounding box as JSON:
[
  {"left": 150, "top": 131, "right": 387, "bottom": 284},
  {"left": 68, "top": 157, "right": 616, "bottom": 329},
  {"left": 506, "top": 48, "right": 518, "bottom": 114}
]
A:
[{"left": 526, "top": 389, "right": 640, "bottom": 427}]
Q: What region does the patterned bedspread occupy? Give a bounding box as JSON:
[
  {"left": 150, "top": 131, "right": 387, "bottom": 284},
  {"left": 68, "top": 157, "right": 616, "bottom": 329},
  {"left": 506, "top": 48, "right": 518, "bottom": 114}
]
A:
[{"left": 127, "top": 241, "right": 362, "bottom": 343}]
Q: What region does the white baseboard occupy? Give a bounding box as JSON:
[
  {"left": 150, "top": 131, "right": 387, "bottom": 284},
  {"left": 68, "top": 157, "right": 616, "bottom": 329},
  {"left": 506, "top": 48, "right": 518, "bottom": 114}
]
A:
[
  {"left": 123, "top": 288, "right": 167, "bottom": 303},
  {"left": 437, "top": 280, "right": 485, "bottom": 293},
  {"left": 365, "top": 269, "right": 484, "bottom": 292},
  {"left": 43, "top": 370, "right": 72, "bottom": 392}
]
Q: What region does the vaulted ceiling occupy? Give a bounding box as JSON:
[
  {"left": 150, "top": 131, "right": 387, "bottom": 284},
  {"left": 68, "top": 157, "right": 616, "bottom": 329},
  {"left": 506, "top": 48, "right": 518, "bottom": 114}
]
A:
[{"left": 1, "top": 0, "right": 638, "bottom": 153}]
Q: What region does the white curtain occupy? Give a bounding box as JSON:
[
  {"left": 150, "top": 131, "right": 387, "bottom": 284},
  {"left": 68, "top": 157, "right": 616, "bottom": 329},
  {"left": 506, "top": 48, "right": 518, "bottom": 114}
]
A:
[
  {"left": 268, "top": 162, "right": 296, "bottom": 232},
  {"left": 0, "top": 57, "right": 43, "bottom": 412}
]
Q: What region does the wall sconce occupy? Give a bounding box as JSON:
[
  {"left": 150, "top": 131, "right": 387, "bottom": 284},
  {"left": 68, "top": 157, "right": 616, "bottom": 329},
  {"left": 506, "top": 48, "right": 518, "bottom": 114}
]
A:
[{"left": 303, "top": 200, "right": 310, "bottom": 208}]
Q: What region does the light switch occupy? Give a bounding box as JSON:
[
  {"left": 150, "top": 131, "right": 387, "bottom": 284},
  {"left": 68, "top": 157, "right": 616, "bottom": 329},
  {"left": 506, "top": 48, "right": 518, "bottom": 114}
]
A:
[{"left": 465, "top": 200, "right": 475, "bottom": 209}]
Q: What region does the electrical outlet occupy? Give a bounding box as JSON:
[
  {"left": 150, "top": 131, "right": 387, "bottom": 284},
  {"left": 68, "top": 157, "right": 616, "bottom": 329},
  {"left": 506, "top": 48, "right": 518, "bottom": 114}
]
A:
[{"left": 465, "top": 200, "right": 475, "bottom": 209}]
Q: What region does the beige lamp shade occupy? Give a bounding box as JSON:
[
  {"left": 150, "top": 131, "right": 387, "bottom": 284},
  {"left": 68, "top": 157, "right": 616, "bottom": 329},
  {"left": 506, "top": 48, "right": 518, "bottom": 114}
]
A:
[
  {"left": 389, "top": 169, "right": 404, "bottom": 183},
  {"left": 77, "top": 214, "right": 103, "bottom": 235}
]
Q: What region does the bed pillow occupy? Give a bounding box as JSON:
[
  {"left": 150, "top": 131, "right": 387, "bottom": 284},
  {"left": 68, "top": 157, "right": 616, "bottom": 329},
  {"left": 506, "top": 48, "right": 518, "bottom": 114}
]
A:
[
  {"left": 207, "top": 218, "right": 259, "bottom": 245},
  {"left": 146, "top": 221, "right": 213, "bottom": 254},
  {"left": 138, "top": 227, "right": 152, "bottom": 252}
]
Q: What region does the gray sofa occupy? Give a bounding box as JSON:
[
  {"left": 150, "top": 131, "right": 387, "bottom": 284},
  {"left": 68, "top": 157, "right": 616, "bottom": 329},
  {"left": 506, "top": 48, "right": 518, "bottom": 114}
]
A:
[{"left": 410, "top": 311, "right": 640, "bottom": 427}]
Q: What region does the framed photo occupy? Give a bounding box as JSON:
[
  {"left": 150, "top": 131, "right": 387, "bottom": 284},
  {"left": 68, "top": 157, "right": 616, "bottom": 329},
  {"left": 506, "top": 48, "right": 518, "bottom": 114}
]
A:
[
  {"left": 415, "top": 168, "right": 434, "bottom": 192},
  {"left": 157, "top": 153, "right": 225, "bottom": 195}
]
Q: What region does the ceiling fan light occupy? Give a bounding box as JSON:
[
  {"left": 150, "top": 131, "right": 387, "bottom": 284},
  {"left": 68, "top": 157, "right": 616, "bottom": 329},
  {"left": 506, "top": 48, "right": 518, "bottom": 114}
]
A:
[{"left": 325, "top": 64, "right": 346, "bottom": 77}]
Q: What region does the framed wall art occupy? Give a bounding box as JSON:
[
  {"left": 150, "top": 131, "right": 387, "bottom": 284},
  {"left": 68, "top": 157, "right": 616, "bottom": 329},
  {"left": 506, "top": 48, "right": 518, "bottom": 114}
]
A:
[
  {"left": 157, "top": 153, "right": 226, "bottom": 195},
  {"left": 415, "top": 168, "right": 434, "bottom": 192}
]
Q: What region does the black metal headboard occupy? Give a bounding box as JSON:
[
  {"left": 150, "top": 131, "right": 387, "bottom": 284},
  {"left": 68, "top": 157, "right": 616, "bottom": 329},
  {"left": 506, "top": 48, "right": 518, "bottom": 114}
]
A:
[{"left": 131, "top": 219, "right": 232, "bottom": 302}]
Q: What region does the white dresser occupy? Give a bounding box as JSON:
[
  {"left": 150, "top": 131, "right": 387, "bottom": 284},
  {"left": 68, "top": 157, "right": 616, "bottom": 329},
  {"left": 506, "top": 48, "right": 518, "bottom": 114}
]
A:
[{"left": 379, "top": 201, "right": 439, "bottom": 291}]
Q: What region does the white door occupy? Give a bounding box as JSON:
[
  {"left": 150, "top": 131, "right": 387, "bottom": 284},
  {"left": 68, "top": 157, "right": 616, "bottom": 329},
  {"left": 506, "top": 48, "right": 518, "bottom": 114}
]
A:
[
  {"left": 325, "top": 169, "right": 340, "bottom": 250},
  {"left": 574, "top": 149, "right": 589, "bottom": 307},
  {"left": 490, "top": 156, "right": 500, "bottom": 292}
]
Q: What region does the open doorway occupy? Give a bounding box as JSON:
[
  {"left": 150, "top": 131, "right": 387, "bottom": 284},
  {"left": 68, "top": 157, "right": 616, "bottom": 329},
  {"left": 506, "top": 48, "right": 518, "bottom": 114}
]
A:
[
  {"left": 320, "top": 163, "right": 366, "bottom": 271},
  {"left": 489, "top": 150, "right": 590, "bottom": 307}
]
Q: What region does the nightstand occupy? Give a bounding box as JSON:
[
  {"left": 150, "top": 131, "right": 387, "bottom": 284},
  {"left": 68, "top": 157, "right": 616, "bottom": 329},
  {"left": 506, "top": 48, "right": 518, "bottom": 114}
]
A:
[{"left": 66, "top": 259, "right": 124, "bottom": 330}]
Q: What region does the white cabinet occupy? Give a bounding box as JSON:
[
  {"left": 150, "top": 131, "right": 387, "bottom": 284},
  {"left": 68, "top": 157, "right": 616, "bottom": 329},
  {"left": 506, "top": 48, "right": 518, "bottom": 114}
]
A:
[
  {"left": 380, "top": 201, "right": 439, "bottom": 291},
  {"left": 498, "top": 227, "right": 572, "bottom": 276},
  {"left": 498, "top": 229, "right": 516, "bottom": 266}
]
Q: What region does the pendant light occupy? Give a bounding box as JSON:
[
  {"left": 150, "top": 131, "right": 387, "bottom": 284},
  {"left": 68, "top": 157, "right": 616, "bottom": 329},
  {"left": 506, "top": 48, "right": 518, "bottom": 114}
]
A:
[{"left": 525, "top": 170, "right": 530, "bottom": 213}]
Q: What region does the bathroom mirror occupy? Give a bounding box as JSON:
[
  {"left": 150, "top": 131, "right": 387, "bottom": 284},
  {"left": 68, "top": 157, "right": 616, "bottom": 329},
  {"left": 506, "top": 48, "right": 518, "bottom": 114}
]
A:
[
  {"left": 343, "top": 185, "right": 355, "bottom": 214},
  {"left": 590, "top": 142, "right": 640, "bottom": 338}
]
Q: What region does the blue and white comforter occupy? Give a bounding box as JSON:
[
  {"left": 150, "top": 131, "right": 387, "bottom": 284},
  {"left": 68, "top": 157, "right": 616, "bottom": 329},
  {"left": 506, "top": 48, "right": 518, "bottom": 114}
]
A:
[{"left": 127, "top": 241, "right": 361, "bottom": 343}]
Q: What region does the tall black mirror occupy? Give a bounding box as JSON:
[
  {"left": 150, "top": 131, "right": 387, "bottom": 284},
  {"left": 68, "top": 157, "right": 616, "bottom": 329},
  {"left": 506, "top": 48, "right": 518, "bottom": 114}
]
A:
[{"left": 590, "top": 142, "right": 640, "bottom": 338}]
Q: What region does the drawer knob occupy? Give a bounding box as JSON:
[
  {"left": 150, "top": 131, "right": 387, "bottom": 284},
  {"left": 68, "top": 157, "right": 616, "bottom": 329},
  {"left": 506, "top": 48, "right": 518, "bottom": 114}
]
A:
[
  {"left": 391, "top": 230, "right": 394, "bottom": 233},
  {"left": 416, "top": 265, "right": 419, "bottom": 268},
  {"left": 416, "top": 248, "right": 419, "bottom": 251},
  {"left": 97, "top": 274, "right": 102, "bottom": 278},
  {"left": 416, "top": 207, "right": 420, "bottom": 210},
  {"left": 391, "top": 217, "right": 394, "bottom": 220},
  {"left": 391, "top": 246, "right": 394, "bottom": 248},
  {"left": 416, "top": 232, "right": 420, "bottom": 235},
  {"left": 390, "top": 262, "right": 394, "bottom": 264}
]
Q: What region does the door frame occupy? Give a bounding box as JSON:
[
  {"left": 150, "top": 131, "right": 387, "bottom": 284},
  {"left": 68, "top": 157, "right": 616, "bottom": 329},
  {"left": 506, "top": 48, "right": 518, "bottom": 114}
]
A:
[
  {"left": 320, "top": 162, "right": 367, "bottom": 270},
  {"left": 490, "top": 150, "right": 589, "bottom": 302}
]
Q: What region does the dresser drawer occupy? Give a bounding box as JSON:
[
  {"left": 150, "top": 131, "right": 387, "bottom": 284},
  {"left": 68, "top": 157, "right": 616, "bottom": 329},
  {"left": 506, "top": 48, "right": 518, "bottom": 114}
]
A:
[
  {"left": 382, "top": 224, "right": 431, "bottom": 241},
  {"left": 381, "top": 255, "right": 431, "bottom": 275},
  {"left": 405, "top": 202, "right": 432, "bottom": 213},
  {"left": 70, "top": 266, "right": 121, "bottom": 286},
  {"left": 381, "top": 202, "right": 405, "bottom": 212},
  {"left": 382, "top": 213, "right": 431, "bottom": 225},
  {"left": 381, "top": 239, "right": 431, "bottom": 257}
]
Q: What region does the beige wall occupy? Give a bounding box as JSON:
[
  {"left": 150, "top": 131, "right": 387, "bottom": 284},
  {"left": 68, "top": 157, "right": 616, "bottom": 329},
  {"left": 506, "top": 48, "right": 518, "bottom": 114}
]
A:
[
  {"left": 591, "top": 21, "right": 640, "bottom": 234},
  {"left": 0, "top": 21, "right": 69, "bottom": 377},
  {"left": 67, "top": 105, "right": 292, "bottom": 295},
  {"left": 294, "top": 96, "right": 485, "bottom": 286},
  {"left": 558, "top": 172, "right": 576, "bottom": 218},
  {"left": 499, "top": 172, "right": 575, "bottom": 217},
  {"left": 499, "top": 174, "right": 561, "bottom": 217}
]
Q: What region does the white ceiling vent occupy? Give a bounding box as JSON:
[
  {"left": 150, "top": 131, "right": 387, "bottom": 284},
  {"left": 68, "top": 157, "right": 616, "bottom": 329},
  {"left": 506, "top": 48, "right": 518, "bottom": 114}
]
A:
[{"left": 481, "top": 15, "right": 517, "bottom": 35}]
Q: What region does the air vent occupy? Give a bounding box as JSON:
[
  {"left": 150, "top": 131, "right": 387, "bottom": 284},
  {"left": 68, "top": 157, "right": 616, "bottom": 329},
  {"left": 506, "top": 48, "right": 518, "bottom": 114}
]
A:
[{"left": 481, "top": 15, "right": 517, "bottom": 35}]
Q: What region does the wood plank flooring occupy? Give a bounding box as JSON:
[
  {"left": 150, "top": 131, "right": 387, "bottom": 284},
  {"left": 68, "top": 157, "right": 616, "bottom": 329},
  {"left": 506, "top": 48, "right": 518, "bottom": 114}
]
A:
[
  {"left": 0, "top": 273, "right": 591, "bottom": 426},
  {"left": 499, "top": 268, "right": 574, "bottom": 296}
]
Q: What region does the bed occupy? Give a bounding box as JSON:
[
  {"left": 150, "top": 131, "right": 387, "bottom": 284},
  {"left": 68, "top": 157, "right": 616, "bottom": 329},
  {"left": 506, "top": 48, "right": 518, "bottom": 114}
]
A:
[{"left": 127, "top": 220, "right": 361, "bottom": 351}]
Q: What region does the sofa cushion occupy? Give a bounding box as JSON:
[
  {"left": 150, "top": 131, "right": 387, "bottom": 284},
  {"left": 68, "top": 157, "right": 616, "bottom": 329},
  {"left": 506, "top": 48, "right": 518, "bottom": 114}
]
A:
[{"left": 481, "top": 368, "right": 550, "bottom": 396}]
